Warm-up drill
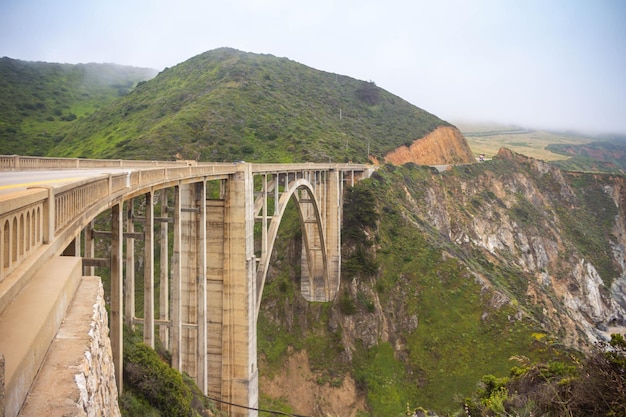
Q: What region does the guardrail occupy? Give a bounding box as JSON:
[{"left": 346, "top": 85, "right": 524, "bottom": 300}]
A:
[{"left": 0, "top": 155, "right": 198, "bottom": 170}]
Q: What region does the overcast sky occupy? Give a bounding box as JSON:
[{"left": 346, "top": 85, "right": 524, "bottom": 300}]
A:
[{"left": 1, "top": 0, "right": 625, "bottom": 133}]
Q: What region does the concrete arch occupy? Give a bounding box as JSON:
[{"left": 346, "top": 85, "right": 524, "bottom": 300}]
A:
[{"left": 255, "top": 178, "right": 328, "bottom": 317}]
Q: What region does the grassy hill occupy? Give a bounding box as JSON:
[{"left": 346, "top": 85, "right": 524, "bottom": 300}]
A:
[
  {"left": 46, "top": 48, "right": 449, "bottom": 162},
  {"left": 0, "top": 57, "right": 157, "bottom": 155}
]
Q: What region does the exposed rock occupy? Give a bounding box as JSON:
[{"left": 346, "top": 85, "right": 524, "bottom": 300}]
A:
[
  {"left": 259, "top": 349, "right": 366, "bottom": 417},
  {"left": 421, "top": 149, "right": 626, "bottom": 346},
  {"left": 384, "top": 126, "right": 475, "bottom": 165}
]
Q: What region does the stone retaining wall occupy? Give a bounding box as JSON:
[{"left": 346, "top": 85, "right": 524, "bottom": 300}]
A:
[{"left": 18, "top": 276, "right": 120, "bottom": 416}]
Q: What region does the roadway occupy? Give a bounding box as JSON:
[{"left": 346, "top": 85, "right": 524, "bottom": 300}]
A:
[{"left": 0, "top": 169, "right": 139, "bottom": 195}]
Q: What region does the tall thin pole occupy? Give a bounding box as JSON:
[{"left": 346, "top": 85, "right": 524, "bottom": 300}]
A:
[
  {"left": 159, "top": 190, "right": 169, "bottom": 349},
  {"left": 197, "top": 181, "right": 208, "bottom": 393},
  {"left": 144, "top": 191, "right": 155, "bottom": 348},
  {"left": 111, "top": 202, "right": 124, "bottom": 394},
  {"left": 171, "top": 185, "right": 182, "bottom": 370}
]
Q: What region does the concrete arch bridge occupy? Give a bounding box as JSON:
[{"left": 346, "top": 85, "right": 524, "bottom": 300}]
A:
[{"left": 0, "top": 155, "right": 374, "bottom": 417}]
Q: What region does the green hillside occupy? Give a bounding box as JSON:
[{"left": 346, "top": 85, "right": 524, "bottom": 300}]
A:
[
  {"left": 0, "top": 57, "right": 157, "bottom": 155},
  {"left": 48, "top": 48, "right": 449, "bottom": 162}
]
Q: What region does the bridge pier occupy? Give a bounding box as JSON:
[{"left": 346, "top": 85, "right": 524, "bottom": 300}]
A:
[
  {"left": 143, "top": 190, "right": 155, "bottom": 348},
  {"left": 111, "top": 202, "right": 124, "bottom": 395},
  {"left": 206, "top": 198, "right": 226, "bottom": 399},
  {"left": 159, "top": 190, "right": 169, "bottom": 351},
  {"left": 124, "top": 199, "right": 135, "bottom": 330},
  {"left": 170, "top": 172, "right": 259, "bottom": 416},
  {"left": 176, "top": 182, "right": 208, "bottom": 391},
  {"left": 323, "top": 169, "right": 343, "bottom": 300},
  {"left": 299, "top": 169, "right": 343, "bottom": 302},
  {"left": 220, "top": 167, "right": 259, "bottom": 417}
]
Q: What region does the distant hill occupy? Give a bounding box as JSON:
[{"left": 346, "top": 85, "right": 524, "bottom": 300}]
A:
[
  {"left": 0, "top": 57, "right": 157, "bottom": 155},
  {"left": 547, "top": 139, "right": 626, "bottom": 173},
  {"left": 46, "top": 48, "right": 454, "bottom": 162},
  {"left": 458, "top": 122, "right": 626, "bottom": 173}
]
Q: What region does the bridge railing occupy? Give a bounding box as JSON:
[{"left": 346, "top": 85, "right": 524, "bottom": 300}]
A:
[
  {"left": 0, "top": 189, "right": 48, "bottom": 284},
  {"left": 0, "top": 155, "right": 202, "bottom": 170},
  {"left": 54, "top": 177, "right": 111, "bottom": 233}
]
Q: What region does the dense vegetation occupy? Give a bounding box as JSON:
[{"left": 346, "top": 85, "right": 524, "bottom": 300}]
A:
[
  {"left": 0, "top": 57, "right": 156, "bottom": 155},
  {"left": 462, "top": 333, "right": 626, "bottom": 417},
  {"left": 121, "top": 329, "right": 227, "bottom": 417},
  {"left": 2, "top": 48, "right": 449, "bottom": 162}
]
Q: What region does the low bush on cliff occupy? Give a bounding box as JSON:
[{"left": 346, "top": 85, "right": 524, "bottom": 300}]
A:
[
  {"left": 122, "top": 333, "right": 192, "bottom": 417},
  {"left": 121, "top": 330, "right": 226, "bottom": 417},
  {"left": 462, "top": 334, "right": 626, "bottom": 416}
]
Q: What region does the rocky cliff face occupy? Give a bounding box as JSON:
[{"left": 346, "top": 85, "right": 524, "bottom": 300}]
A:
[
  {"left": 419, "top": 148, "right": 626, "bottom": 347},
  {"left": 383, "top": 125, "right": 476, "bottom": 165}
]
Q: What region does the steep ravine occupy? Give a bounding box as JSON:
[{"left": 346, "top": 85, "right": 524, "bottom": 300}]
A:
[{"left": 258, "top": 149, "right": 626, "bottom": 416}]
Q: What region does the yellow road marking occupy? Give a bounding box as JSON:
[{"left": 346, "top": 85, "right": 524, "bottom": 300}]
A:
[{"left": 0, "top": 177, "right": 86, "bottom": 190}]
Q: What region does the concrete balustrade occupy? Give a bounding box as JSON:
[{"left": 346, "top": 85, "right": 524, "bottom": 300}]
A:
[
  {"left": 0, "top": 155, "right": 202, "bottom": 170},
  {"left": 0, "top": 155, "right": 374, "bottom": 417},
  {"left": 0, "top": 189, "right": 47, "bottom": 284},
  {"left": 54, "top": 178, "right": 111, "bottom": 233}
]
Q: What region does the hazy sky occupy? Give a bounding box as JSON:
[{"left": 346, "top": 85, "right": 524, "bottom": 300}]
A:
[{"left": 1, "top": 0, "right": 625, "bottom": 133}]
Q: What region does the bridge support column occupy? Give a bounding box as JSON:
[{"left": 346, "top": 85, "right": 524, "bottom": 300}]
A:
[
  {"left": 125, "top": 199, "right": 135, "bottom": 328},
  {"left": 111, "top": 202, "right": 124, "bottom": 394},
  {"left": 83, "top": 221, "right": 94, "bottom": 276},
  {"left": 171, "top": 185, "right": 182, "bottom": 371},
  {"left": 197, "top": 181, "right": 208, "bottom": 394},
  {"left": 143, "top": 190, "right": 155, "bottom": 348},
  {"left": 221, "top": 167, "right": 258, "bottom": 417},
  {"left": 299, "top": 169, "right": 342, "bottom": 302},
  {"left": 179, "top": 183, "right": 199, "bottom": 381},
  {"left": 159, "top": 190, "right": 170, "bottom": 350},
  {"left": 325, "top": 169, "right": 342, "bottom": 299},
  {"left": 172, "top": 181, "right": 209, "bottom": 393},
  {"left": 206, "top": 198, "right": 225, "bottom": 400}
]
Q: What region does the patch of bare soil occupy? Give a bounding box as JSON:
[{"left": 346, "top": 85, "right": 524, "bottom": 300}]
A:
[
  {"left": 384, "top": 125, "right": 475, "bottom": 165},
  {"left": 259, "top": 348, "right": 367, "bottom": 417}
]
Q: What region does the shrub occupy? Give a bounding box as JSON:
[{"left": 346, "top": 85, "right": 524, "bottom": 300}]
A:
[
  {"left": 338, "top": 291, "right": 357, "bottom": 315},
  {"left": 343, "top": 184, "right": 379, "bottom": 244},
  {"left": 123, "top": 340, "right": 192, "bottom": 417},
  {"left": 464, "top": 334, "right": 626, "bottom": 416}
]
